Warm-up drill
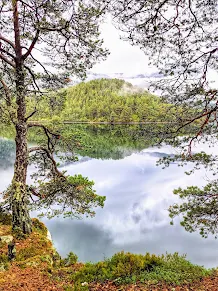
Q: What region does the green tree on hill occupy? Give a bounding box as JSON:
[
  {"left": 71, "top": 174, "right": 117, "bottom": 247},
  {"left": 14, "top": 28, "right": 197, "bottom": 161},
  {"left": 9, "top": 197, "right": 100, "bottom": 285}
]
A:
[{"left": 29, "top": 78, "right": 170, "bottom": 123}]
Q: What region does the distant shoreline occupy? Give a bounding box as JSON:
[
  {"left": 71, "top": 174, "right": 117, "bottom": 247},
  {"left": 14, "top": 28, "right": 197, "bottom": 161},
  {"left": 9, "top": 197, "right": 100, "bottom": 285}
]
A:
[{"left": 31, "top": 120, "right": 177, "bottom": 125}]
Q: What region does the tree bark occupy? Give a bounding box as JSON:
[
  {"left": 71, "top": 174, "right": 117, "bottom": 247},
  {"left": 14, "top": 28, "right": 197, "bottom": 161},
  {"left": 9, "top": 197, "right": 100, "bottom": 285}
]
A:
[
  {"left": 10, "top": 0, "right": 32, "bottom": 235},
  {"left": 11, "top": 66, "right": 32, "bottom": 235},
  {"left": 11, "top": 120, "right": 32, "bottom": 235}
]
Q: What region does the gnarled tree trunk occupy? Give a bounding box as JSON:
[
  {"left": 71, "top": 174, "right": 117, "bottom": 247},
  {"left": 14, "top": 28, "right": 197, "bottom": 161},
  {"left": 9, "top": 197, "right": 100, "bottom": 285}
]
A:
[
  {"left": 10, "top": 0, "right": 32, "bottom": 235},
  {"left": 11, "top": 63, "right": 32, "bottom": 235},
  {"left": 11, "top": 121, "right": 32, "bottom": 235}
]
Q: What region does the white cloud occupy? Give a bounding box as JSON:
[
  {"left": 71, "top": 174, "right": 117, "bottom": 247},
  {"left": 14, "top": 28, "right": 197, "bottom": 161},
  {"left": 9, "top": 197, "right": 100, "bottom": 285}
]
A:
[{"left": 92, "top": 18, "right": 156, "bottom": 75}]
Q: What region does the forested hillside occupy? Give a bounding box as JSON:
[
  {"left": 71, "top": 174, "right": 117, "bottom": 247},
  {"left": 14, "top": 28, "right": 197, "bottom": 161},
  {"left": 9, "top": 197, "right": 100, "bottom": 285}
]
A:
[{"left": 29, "top": 79, "right": 170, "bottom": 122}]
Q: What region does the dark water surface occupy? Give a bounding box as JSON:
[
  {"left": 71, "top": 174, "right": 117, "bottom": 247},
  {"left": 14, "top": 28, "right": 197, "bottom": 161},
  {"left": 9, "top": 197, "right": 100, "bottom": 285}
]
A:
[{"left": 0, "top": 125, "right": 218, "bottom": 268}]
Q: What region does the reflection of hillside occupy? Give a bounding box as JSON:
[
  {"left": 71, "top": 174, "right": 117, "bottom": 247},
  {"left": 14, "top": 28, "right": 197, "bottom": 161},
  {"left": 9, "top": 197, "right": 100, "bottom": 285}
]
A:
[
  {"left": 0, "top": 124, "right": 160, "bottom": 162},
  {"left": 0, "top": 138, "right": 15, "bottom": 169},
  {"left": 69, "top": 124, "right": 158, "bottom": 160}
]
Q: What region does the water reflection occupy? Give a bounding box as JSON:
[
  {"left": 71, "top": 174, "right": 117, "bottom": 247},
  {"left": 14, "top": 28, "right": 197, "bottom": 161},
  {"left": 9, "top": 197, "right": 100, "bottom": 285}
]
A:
[
  {"left": 0, "top": 138, "right": 15, "bottom": 169},
  {"left": 43, "top": 147, "right": 218, "bottom": 268},
  {"left": 0, "top": 127, "right": 218, "bottom": 268}
]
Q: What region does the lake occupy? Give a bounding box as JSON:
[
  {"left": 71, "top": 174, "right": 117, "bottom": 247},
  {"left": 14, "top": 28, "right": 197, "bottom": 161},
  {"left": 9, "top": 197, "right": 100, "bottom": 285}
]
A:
[{"left": 0, "top": 124, "right": 218, "bottom": 268}]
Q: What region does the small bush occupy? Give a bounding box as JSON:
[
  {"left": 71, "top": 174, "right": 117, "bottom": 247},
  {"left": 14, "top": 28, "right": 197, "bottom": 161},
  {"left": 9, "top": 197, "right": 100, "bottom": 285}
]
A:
[
  {"left": 61, "top": 252, "right": 78, "bottom": 266},
  {"left": 72, "top": 251, "right": 212, "bottom": 286},
  {"left": 0, "top": 208, "right": 11, "bottom": 225},
  {"left": 72, "top": 251, "right": 162, "bottom": 283},
  {"left": 0, "top": 254, "right": 9, "bottom": 271},
  {"left": 138, "top": 253, "right": 211, "bottom": 285},
  {"left": 32, "top": 218, "right": 48, "bottom": 236}
]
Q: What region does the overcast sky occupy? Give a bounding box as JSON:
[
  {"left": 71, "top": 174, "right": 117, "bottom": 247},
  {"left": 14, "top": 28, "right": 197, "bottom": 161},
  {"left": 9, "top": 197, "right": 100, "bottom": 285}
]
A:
[
  {"left": 92, "top": 18, "right": 218, "bottom": 89},
  {"left": 91, "top": 19, "right": 157, "bottom": 75}
]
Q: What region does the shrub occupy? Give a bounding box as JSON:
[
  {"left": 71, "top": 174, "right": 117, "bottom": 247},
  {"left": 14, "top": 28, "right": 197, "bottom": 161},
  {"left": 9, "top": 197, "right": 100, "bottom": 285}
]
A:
[
  {"left": 0, "top": 208, "right": 11, "bottom": 225},
  {"left": 62, "top": 252, "right": 78, "bottom": 266},
  {"left": 32, "top": 218, "right": 48, "bottom": 236},
  {"left": 72, "top": 252, "right": 212, "bottom": 286},
  {"left": 72, "top": 251, "right": 162, "bottom": 284}
]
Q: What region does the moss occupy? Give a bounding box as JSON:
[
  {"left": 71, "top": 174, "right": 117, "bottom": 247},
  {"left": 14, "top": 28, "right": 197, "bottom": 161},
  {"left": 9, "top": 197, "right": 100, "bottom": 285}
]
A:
[
  {"left": 32, "top": 218, "right": 48, "bottom": 236},
  {"left": 16, "top": 236, "right": 52, "bottom": 261},
  {"left": 12, "top": 226, "right": 28, "bottom": 240},
  {"left": 0, "top": 254, "right": 9, "bottom": 272},
  {"left": 16, "top": 254, "right": 53, "bottom": 269},
  {"left": 0, "top": 209, "right": 12, "bottom": 226}
]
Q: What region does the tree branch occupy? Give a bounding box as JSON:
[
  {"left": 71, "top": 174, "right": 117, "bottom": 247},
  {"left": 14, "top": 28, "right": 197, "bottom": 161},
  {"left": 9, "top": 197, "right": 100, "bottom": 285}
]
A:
[
  {"left": 28, "top": 122, "right": 61, "bottom": 152},
  {"left": 28, "top": 146, "right": 65, "bottom": 178},
  {"left": 174, "top": 97, "right": 218, "bottom": 134},
  {"left": 22, "top": 29, "right": 40, "bottom": 60},
  {"left": 25, "top": 109, "right": 37, "bottom": 121},
  {"left": 0, "top": 35, "right": 15, "bottom": 50},
  {"left": 24, "top": 65, "right": 40, "bottom": 91},
  {"left": 0, "top": 47, "right": 16, "bottom": 60},
  {"left": 28, "top": 186, "right": 44, "bottom": 199},
  {"left": 0, "top": 53, "right": 16, "bottom": 67}
]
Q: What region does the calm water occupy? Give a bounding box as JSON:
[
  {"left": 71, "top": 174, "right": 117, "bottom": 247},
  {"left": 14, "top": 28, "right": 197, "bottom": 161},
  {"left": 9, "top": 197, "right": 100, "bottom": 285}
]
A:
[{"left": 0, "top": 125, "right": 218, "bottom": 268}]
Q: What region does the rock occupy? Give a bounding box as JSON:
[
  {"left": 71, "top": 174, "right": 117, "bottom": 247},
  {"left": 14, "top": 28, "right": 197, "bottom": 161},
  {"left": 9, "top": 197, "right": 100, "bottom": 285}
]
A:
[
  {"left": 46, "top": 230, "right": 61, "bottom": 266},
  {"left": 81, "top": 282, "right": 88, "bottom": 286},
  {"left": 8, "top": 240, "right": 16, "bottom": 261},
  {"left": 0, "top": 235, "right": 13, "bottom": 244},
  {"left": 46, "top": 230, "right": 52, "bottom": 242}
]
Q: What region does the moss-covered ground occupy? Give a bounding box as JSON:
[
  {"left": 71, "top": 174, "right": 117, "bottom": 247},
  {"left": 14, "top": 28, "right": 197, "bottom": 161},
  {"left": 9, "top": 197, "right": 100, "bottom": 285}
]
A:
[{"left": 0, "top": 216, "right": 218, "bottom": 291}]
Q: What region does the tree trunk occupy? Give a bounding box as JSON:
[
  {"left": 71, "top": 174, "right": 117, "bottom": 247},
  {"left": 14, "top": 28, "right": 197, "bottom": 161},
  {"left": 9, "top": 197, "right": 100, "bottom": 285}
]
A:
[
  {"left": 11, "top": 63, "right": 32, "bottom": 235},
  {"left": 11, "top": 123, "right": 32, "bottom": 235}
]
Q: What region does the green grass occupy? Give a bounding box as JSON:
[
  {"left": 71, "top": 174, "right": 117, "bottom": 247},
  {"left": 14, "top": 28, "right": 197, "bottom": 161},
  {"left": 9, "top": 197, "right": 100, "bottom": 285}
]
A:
[{"left": 71, "top": 251, "right": 212, "bottom": 286}]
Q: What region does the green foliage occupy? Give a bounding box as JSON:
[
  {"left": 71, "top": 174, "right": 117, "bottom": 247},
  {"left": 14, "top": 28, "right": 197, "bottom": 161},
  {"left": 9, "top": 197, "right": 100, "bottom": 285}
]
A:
[
  {"left": 72, "top": 251, "right": 162, "bottom": 283},
  {"left": 169, "top": 180, "right": 218, "bottom": 238},
  {"left": 0, "top": 208, "right": 12, "bottom": 225},
  {"left": 28, "top": 79, "right": 170, "bottom": 123},
  {"left": 32, "top": 218, "right": 48, "bottom": 236},
  {"left": 72, "top": 252, "right": 211, "bottom": 286},
  {"left": 137, "top": 253, "right": 211, "bottom": 286},
  {"left": 0, "top": 253, "right": 9, "bottom": 271},
  {"left": 61, "top": 252, "right": 78, "bottom": 267},
  {"left": 0, "top": 253, "right": 8, "bottom": 264},
  {"left": 32, "top": 175, "right": 106, "bottom": 219}
]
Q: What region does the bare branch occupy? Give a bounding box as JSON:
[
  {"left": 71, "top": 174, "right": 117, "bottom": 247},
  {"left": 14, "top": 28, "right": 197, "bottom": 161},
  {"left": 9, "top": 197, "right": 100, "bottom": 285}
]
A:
[
  {"left": 0, "top": 53, "right": 16, "bottom": 67},
  {"left": 0, "top": 47, "right": 16, "bottom": 60},
  {"left": 174, "top": 98, "right": 218, "bottom": 135},
  {"left": 25, "top": 109, "right": 37, "bottom": 121},
  {"left": 28, "top": 146, "right": 65, "bottom": 178},
  {"left": 0, "top": 35, "right": 15, "bottom": 50},
  {"left": 22, "top": 29, "right": 40, "bottom": 60},
  {"left": 28, "top": 186, "right": 44, "bottom": 199},
  {"left": 28, "top": 122, "right": 61, "bottom": 152},
  {"left": 24, "top": 65, "right": 40, "bottom": 91}
]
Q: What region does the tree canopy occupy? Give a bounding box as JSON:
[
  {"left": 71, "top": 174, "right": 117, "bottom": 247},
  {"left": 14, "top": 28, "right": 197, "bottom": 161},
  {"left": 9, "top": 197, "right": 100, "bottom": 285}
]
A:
[
  {"left": 0, "top": 0, "right": 109, "bottom": 235},
  {"left": 111, "top": 0, "right": 218, "bottom": 237},
  {"left": 27, "top": 78, "right": 171, "bottom": 123}
]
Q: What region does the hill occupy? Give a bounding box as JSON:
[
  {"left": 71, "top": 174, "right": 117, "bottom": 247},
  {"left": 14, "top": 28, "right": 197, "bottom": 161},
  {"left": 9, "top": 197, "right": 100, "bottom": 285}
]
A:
[{"left": 28, "top": 79, "right": 170, "bottom": 123}]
